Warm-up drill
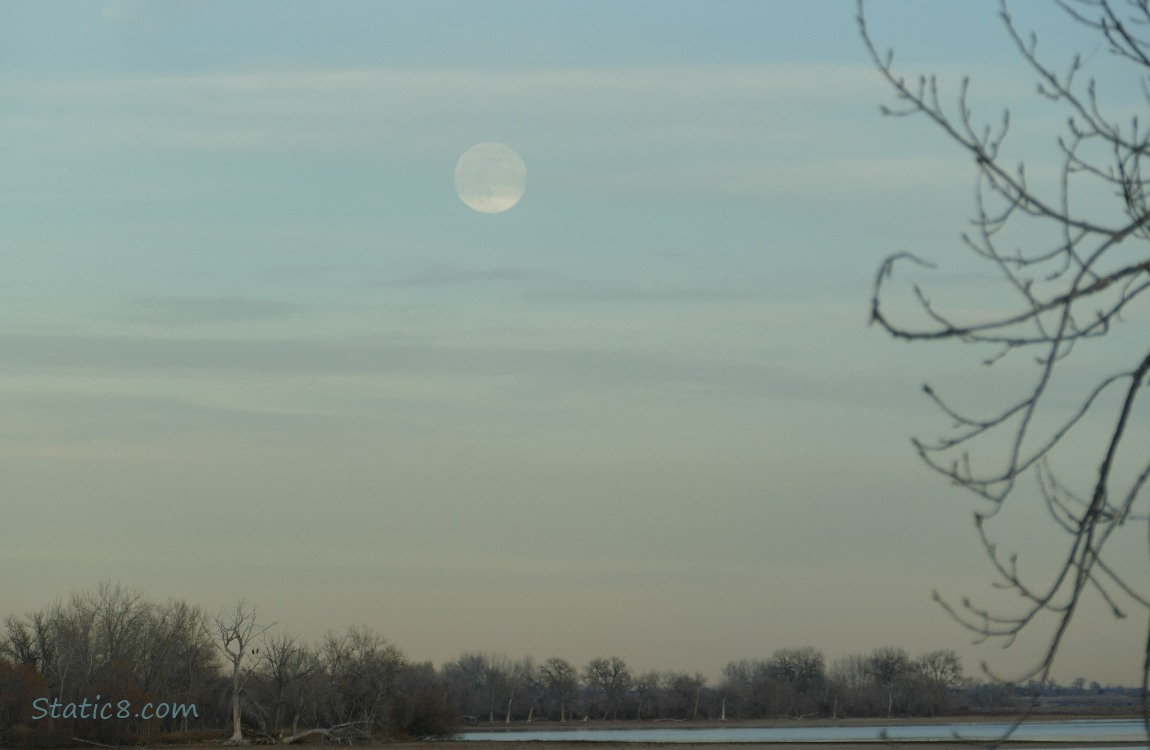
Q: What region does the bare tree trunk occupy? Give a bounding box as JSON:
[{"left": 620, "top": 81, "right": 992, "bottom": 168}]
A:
[
  {"left": 204, "top": 602, "right": 272, "bottom": 746},
  {"left": 229, "top": 658, "right": 244, "bottom": 743}
]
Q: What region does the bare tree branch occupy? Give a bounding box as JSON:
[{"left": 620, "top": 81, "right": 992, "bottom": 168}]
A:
[{"left": 860, "top": 0, "right": 1150, "bottom": 739}]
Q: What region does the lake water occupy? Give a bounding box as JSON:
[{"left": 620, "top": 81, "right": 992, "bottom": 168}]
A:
[{"left": 458, "top": 718, "right": 1148, "bottom": 744}]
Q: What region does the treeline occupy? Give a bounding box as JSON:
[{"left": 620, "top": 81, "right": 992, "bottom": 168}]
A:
[{"left": 0, "top": 584, "right": 1033, "bottom": 747}]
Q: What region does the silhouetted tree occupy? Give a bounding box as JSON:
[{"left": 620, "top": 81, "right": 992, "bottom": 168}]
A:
[
  {"left": 864, "top": 647, "right": 911, "bottom": 718},
  {"left": 319, "top": 626, "right": 404, "bottom": 736},
  {"left": 583, "top": 657, "right": 632, "bottom": 720},
  {"left": 393, "top": 661, "right": 457, "bottom": 739},
  {"left": 860, "top": 0, "right": 1150, "bottom": 728},
  {"left": 665, "top": 671, "right": 708, "bottom": 720},
  {"left": 206, "top": 601, "right": 272, "bottom": 744},
  {"left": 253, "top": 632, "right": 318, "bottom": 736},
  {"left": 538, "top": 657, "right": 579, "bottom": 722}
]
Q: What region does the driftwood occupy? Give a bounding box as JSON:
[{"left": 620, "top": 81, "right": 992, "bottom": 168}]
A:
[
  {"left": 281, "top": 721, "right": 373, "bottom": 745},
  {"left": 239, "top": 725, "right": 277, "bottom": 745},
  {"left": 280, "top": 728, "right": 332, "bottom": 745}
]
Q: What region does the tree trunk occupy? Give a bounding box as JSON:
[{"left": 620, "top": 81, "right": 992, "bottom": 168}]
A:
[{"left": 229, "top": 659, "right": 244, "bottom": 743}]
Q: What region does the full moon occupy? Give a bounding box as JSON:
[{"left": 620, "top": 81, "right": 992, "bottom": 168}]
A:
[{"left": 454, "top": 142, "right": 527, "bottom": 214}]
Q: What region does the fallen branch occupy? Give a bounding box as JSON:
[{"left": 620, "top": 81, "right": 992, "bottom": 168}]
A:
[
  {"left": 281, "top": 721, "right": 374, "bottom": 745},
  {"left": 280, "top": 728, "right": 330, "bottom": 745}
]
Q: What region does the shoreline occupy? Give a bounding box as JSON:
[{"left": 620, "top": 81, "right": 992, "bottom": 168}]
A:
[
  {"left": 460, "top": 715, "right": 1148, "bottom": 731},
  {"left": 81, "top": 717, "right": 1149, "bottom": 750}
]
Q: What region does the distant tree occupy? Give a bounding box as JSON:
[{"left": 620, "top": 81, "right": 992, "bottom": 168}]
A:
[
  {"left": 1, "top": 585, "right": 223, "bottom": 744},
  {"left": 393, "top": 661, "right": 458, "bottom": 739},
  {"left": 959, "top": 679, "right": 1020, "bottom": 711},
  {"left": 319, "top": 626, "right": 404, "bottom": 736},
  {"left": 501, "top": 657, "right": 537, "bottom": 723},
  {"left": 665, "top": 671, "right": 708, "bottom": 720},
  {"left": 479, "top": 654, "right": 511, "bottom": 724},
  {"left": 906, "top": 650, "right": 965, "bottom": 717},
  {"left": 865, "top": 647, "right": 912, "bottom": 718},
  {"left": 139, "top": 599, "right": 217, "bottom": 732},
  {"left": 1, "top": 615, "right": 43, "bottom": 669},
  {"left": 206, "top": 601, "right": 272, "bottom": 744},
  {"left": 916, "top": 650, "right": 965, "bottom": 691},
  {"left": 828, "top": 654, "right": 872, "bottom": 718},
  {"left": 633, "top": 671, "right": 661, "bottom": 720},
  {"left": 583, "top": 657, "right": 632, "bottom": 720},
  {"left": 859, "top": 0, "right": 1150, "bottom": 725},
  {"left": 770, "top": 647, "right": 826, "bottom": 716},
  {"left": 440, "top": 652, "right": 490, "bottom": 722},
  {"left": 254, "top": 632, "right": 318, "bottom": 736},
  {"left": 512, "top": 657, "right": 547, "bottom": 723},
  {"left": 538, "top": 657, "right": 579, "bottom": 722},
  {"left": 719, "top": 659, "right": 774, "bottom": 719},
  {"left": 0, "top": 659, "right": 53, "bottom": 746}
]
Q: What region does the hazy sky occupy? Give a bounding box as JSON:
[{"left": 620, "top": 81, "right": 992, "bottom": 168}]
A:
[{"left": 2, "top": 1, "right": 1146, "bottom": 687}]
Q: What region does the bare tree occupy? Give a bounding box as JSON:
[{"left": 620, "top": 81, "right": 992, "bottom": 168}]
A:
[
  {"left": 479, "top": 654, "right": 510, "bottom": 724},
  {"left": 665, "top": 671, "right": 708, "bottom": 720},
  {"left": 440, "top": 652, "right": 488, "bottom": 722},
  {"left": 509, "top": 657, "right": 546, "bottom": 723},
  {"left": 206, "top": 601, "right": 272, "bottom": 744},
  {"left": 771, "top": 648, "right": 825, "bottom": 695},
  {"left": 909, "top": 650, "right": 966, "bottom": 717},
  {"left": 718, "top": 659, "right": 770, "bottom": 719},
  {"left": 1, "top": 615, "right": 41, "bottom": 668},
  {"left": 859, "top": 0, "right": 1150, "bottom": 728},
  {"left": 319, "top": 626, "right": 404, "bottom": 736},
  {"left": 139, "top": 599, "right": 217, "bottom": 731},
  {"left": 2, "top": 586, "right": 223, "bottom": 743},
  {"left": 632, "top": 671, "right": 661, "bottom": 720},
  {"left": 770, "top": 647, "right": 826, "bottom": 718},
  {"left": 255, "top": 632, "right": 319, "bottom": 736},
  {"left": 583, "top": 656, "right": 632, "bottom": 721},
  {"left": 538, "top": 657, "right": 578, "bottom": 722},
  {"left": 865, "top": 647, "right": 911, "bottom": 719},
  {"left": 917, "top": 649, "right": 966, "bottom": 692}
]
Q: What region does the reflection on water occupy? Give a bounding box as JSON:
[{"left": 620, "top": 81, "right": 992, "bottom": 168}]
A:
[{"left": 458, "top": 718, "right": 1148, "bottom": 743}]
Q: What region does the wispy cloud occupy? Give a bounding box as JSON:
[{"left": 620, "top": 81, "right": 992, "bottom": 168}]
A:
[
  {"left": 1, "top": 63, "right": 887, "bottom": 154},
  {"left": 115, "top": 295, "right": 305, "bottom": 325},
  {"left": 382, "top": 267, "right": 548, "bottom": 288}
]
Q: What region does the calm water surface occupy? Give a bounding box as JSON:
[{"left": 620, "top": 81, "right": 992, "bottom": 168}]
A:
[{"left": 458, "top": 719, "right": 1147, "bottom": 743}]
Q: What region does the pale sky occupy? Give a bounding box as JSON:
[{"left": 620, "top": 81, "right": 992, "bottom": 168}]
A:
[{"left": 1, "top": 1, "right": 1146, "bottom": 687}]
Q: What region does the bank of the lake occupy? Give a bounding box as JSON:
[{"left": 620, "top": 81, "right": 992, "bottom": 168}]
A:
[{"left": 452, "top": 716, "right": 1148, "bottom": 747}]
